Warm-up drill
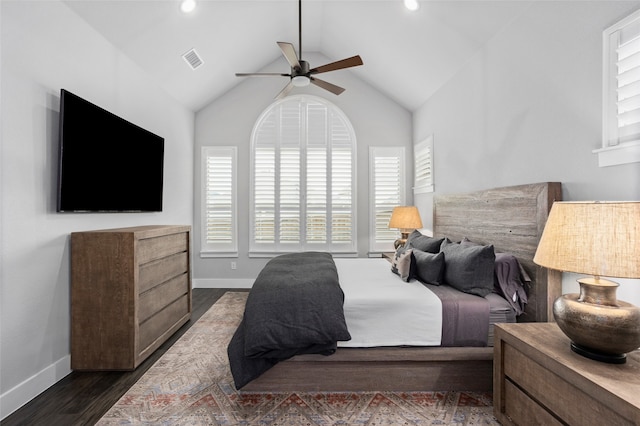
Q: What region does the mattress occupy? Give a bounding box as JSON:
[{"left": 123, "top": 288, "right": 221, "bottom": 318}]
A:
[
  {"left": 334, "top": 258, "right": 443, "bottom": 347},
  {"left": 486, "top": 292, "right": 517, "bottom": 346},
  {"left": 334, "top": 258, "right": 516, "bottom": 348}
]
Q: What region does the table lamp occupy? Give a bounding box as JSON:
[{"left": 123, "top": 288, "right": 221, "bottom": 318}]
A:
[
  {"left": 533, "top": 201, "right": 640, "bottom": 363},
  {"left": 388, "top": 206, "right": 423, "bottom": 249}
]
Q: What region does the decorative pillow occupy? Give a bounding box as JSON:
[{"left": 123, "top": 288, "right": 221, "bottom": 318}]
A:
[
  {"left": 405, "top": 230, "right": 444, "bottom": 254},
  {"left": 440, "top": 238, "right": 495, "bottom": 297},
  {"left": 391, "top": 248, "right": 414, "bottom": 282},
  {"left": 494, "top": 252, "right": 529, "bottom": 315},
  {"left": 460, "top": 237, "right": 479, "bottom": 247},
  {"left": 412, "top": 249, "right": 445, "bottom": 286},
  {"left": 403, "top": 230, "right": 422, "bottom": 248}
]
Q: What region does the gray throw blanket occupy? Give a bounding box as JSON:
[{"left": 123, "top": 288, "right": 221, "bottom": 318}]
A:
[{"left": 227, "top": 252, "right": 351, "bottom": 389}]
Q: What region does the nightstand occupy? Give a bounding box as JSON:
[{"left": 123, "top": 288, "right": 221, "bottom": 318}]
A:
[{"left": 494, "top": 322, "right": 640, "bottom": 425}]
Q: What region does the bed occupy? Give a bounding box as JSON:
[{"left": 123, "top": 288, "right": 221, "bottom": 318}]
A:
[
  {"left": 232, "top": 182, "right": 562, "bottom": 392},
  {"left": 334, "top": 257, "right": 517, "bottom": 350}
]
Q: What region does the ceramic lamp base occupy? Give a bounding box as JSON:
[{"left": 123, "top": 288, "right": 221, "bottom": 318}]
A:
[
  {"left": 393, "top": 232, "right": 410, "bottom": 250},
  {"left": 553, "top": 277, "right": 640, "bottom": 364}
]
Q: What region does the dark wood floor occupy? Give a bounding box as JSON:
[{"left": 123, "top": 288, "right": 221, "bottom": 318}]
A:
[{"left": 1, "top": 288, "right": 246, "bottom": 426}]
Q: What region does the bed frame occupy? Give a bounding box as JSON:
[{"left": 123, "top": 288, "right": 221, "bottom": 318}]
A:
[{"left": 242, "top": 182, "right": 563, "bottom": 392}]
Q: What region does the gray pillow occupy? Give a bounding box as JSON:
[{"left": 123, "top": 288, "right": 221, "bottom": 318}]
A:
[
  {"left": 440, "top": 238, "right": 495, "bottom": 297},
  {"left": 405, "top": 230, "right": 444, "bottom": 254},
  {"left": 460, "top": 237, "right": 479, "bottom": 247},
  {"left": 412, "top": 249, "right": 445, "bottom": 286}
]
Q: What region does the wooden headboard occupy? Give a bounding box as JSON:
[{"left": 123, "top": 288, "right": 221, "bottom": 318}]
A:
[{"left": 433, "top": 182, "right": 562, "bottom": 323}]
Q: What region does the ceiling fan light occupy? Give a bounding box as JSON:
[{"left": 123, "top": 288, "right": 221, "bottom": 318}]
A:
[
  {"left": 404, "top": 0, "right": 420, "bottom": 11},
  {"left": 292, "top": 75, "right": 310, "bottom": 87}
]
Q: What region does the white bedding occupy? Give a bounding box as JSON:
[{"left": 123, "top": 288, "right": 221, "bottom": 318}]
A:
[{"left": 334, "top": 258, "right": 443, "bottom": 347}]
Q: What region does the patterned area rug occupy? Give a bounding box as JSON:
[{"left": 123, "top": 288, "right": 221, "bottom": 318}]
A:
[{"left": 97, "top": 292, "right": 499, "bottom": 425}]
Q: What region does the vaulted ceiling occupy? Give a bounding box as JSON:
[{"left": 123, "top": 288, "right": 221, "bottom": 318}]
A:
[{"left": 64, "top": 0, "right": 533, "bottom": 112}]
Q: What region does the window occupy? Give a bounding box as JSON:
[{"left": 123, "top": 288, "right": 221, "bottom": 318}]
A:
[
  {"left": 598, "top": 8, "right": 640, "bottom": 166},
  {"left": 414, "top": 135, "right": 434, "bottom": 193},
  {"left": 250, "top": 95, "right": 356, "bottom": 255},
  {"left": 201, "top": 146, "right": 237, "bottom": 257},
  {"left": 369, "top": 147, "right": 406, "bottom": 253}
]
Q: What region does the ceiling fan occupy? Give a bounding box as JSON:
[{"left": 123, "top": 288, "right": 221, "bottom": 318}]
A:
[{"left": 235, "top": 0, "right": 363, "bottom": 99}]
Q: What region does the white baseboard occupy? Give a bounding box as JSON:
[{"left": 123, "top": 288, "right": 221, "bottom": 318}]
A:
[
  {"left": 193, "top": 278, "right": 254, "bottom": 288},
  {"left": 0, "top": 355, "right": 71, "bottom": 421}
]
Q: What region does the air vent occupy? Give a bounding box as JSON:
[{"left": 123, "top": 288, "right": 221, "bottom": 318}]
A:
[{"left": 182, "top": 48, "right": 203, "bottom": 70}]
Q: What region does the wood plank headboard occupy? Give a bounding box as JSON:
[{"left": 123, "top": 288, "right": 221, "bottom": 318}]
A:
[{"left": 433, "top": 182, "right": 562, "bottom": 323}]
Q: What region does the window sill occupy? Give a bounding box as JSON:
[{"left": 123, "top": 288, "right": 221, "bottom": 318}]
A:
[
  {"left": 249, "top": 251, "right": 358, "bottom": 258},
  {"left": 200, "top": 251, "right": 238, "bottom": 258},
  {"left": 593, "top": 141, "right": 640, "bottom": 167}
]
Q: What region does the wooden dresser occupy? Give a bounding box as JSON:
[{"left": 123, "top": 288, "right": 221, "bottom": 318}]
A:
[
  {"left": 494, "top": 322, "right": 640, "bottom": 425},
  {"left": 71, "top": 225, "right": 192, "bottom": 370}
]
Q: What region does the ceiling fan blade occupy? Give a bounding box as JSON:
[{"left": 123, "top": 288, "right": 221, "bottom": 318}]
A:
[
  {"left": 277, "top": 42, "right": 301, "bottom": 69},
  {"left": 310, "top": 77, "right": 345, "bottom": 96},
  {"left": 236, "top": 72, "right": 291, "bottom": 77},
  {"left": 275, "top": 80, "right": 295, "bottom": 99},
  {"left": 309, "top": 55, "right": 363, "bottom": 74}
]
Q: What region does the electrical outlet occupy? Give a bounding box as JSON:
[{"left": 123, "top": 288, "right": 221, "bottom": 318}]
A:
[{"left": 231, "top": 261, "right": 237, "bottom": 270}]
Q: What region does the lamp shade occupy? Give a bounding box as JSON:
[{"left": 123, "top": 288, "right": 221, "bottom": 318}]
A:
[
  {"left": 533, "top": 201, "right": 640, "bottom": 278},
  {"left": 388, "top": 206, "right": 423, "bottom": 230}
]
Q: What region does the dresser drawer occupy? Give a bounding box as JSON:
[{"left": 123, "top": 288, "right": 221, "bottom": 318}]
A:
[
  {"left": 139, "top": 294, "right": 190, "bottom": 351},
  {"left": 139, "top": 252, "right": 188, "bottom": 294},
  {"left": 503, "top": 380, "right": 563, "bottom": 425},
  {"left": 138, "top": 232, "right": 188, "bottom": 264},
  {"left": 138, "top": 273, "right": 189, "bottom": 323},
  {"left": 504, "top": 344, "right": 628, "bottom": 425}
]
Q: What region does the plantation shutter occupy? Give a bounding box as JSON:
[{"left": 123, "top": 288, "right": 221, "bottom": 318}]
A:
[
  {"left": 253, "top": 106, "right": 279, "bottom": 245},
  {"left": 201, "top": 146, "right": 237, "bottom": 255},
  {"left": 414, "top": 136, "right": 434, "bottom": 193},
  {"left": 306, "top": 103, "right": 328, "bottom": 244},
  {"left": 250, "top": 95, "right": 356, "bottom": 255},
  {"left": 331, "top": 117, "right": 354, "bottom": 243},
  {"left": 280, "top": 102, "right": 302, "bottom": 245},
  {"left": 605, "top": 13, "right": 640, "bottom": 146},
  {"left": 369, "top": 147, "right": 405, "bottom": 253}
]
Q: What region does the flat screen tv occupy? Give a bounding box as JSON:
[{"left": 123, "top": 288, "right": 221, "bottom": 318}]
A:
[{"left": 57, "top": 89, "right": 164, "bottom": 212}]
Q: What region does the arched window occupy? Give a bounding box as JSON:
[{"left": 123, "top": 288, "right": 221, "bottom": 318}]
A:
[{"left": 250, "top": 95, "right": 357, "bottom": 255}]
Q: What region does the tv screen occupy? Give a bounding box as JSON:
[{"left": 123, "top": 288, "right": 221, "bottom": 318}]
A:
[{"left": 57, "top": 89, "right": 164, "bottom": 212}]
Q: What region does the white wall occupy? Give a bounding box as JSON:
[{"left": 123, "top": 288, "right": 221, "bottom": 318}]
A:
[
  {"left": 413, "top": 1, "right": 640, "bottom": 303},
  {"left": 0, "top": 1, "right": 194, "bottom": 419},
  {"left": 193, "top": 52, "right": 413, "bottom": 285},
  {"left": 4, "top": 0, "right": 639, "bottom": 419}
]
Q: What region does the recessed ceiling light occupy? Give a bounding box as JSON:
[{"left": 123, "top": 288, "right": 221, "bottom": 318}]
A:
[
  {"left": 404, "top": 0, "right": 420, "bottom": 12},
  {"left": 180, "top": 0, "right": 197, "bottom": 14}
]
